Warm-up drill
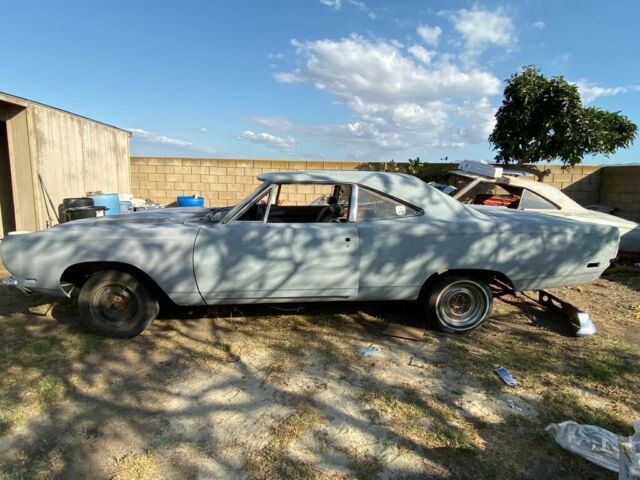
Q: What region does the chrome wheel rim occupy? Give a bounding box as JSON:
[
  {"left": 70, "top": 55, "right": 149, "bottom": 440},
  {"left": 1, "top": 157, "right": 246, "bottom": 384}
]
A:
[{"left": 436, "top": 280, "right": 489, "bottom": 330}]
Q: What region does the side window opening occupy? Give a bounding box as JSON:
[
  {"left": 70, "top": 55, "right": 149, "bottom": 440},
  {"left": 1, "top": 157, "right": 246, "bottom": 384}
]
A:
[
  {"left": 355, "top": 187, "right": 421, "bottom": 221},
  {"left": 236, "top": 188, "right": 273, "bottom": 222},
  {"left": 266, "top": 183, "right": 352, "bottom": 223},
  {"left": 457, "top": 182, "right": 520, "bottom": 208},
  {"left": 518, "top": 188, "right": 559, "bottom": 210}
]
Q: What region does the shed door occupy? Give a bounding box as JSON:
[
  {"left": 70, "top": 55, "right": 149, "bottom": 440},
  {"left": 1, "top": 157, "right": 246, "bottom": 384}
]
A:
[{"left": 0, "top": 121, "right": 16, "bottom": 238}]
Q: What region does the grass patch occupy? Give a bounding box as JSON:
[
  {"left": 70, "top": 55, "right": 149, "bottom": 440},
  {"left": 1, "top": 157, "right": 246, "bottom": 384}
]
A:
[
  {"left": 542, "top": 389, "right": 630, "bottom": 433},
  {"left": 111, "top": 450, "right": 160, "bottom": 480},
  {"left": 247, "top": 401, "right": 325, "bottom": 480},
  {"left": 248, "top": 447, "right": 317, "bottom": 480},
  {"left": 271, "top": 403, "right": 325, "bottom": 449},
  {"left": 577, "top": 352, "right": 630, "bottom": 383},
  {"left": 344, "top": 448, "right": 384, "bottom": 479},
  {"left": 361, "top": 387, "right": 475, "bottom": 450},
  {"left": 0, "top": 314, "right": 105, "bottom": 435},
  {"left": 34, "top": 376, "right": 65, "bottom": 405},
  {"left": 270, "top": 340, "right": 306, "bottom": 360},
  {"left": 262, "top": 339, "right": 307, "bottom": 382}
]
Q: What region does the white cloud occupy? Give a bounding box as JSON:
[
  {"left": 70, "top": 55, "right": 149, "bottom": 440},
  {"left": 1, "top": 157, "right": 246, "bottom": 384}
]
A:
[
  {"left": 271, "top": 35, "right": 501, "bottom": 157},
  {"left": 408, "top": 44, "right": 434, "bottom": 65},
  {"left": 130, "top": 128, "right": 195, "bottom": 148},
  {"left": 553, "top": 52, "right": 571, "bottom": 67},
  {"left": 274, "top": 70, "right": 303, "bottom": 83},
  {"left": 198, "top": 127, "right": 207, "bottom": 133},
  {"left": 531, "top": 20, "right": 545, "bottom": 29},
  {"left": 319, "top": 0, "right": 341, "bottom": 9},
  {"left": 574, "top": 80, "right": 640, "bottom": 103},
  {"left": 278, "top": 35, "right": 500, "bottom": 103},
  {"left": 129, "top": 128, "right": 219, "bottom": 156},
  {"left": 240, "top": 130, "right": 296, "bottom": 152},
  {"left": 347, "top": 0, "right": 376, "bottom": 19},
  {"left": 417, "top": 24, "right": 442, "bottom": 46},
  {"left": 251, "top": 116, "right": 294, "bottom": 131},
  {"left": 450, "top": 6, "right": 515, "bottom": 57}
]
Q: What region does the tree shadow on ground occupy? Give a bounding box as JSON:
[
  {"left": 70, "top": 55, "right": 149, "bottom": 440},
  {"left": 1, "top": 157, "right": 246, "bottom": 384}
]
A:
[{"left": 0, "top": 281, "right": 637, "bottom": 479}]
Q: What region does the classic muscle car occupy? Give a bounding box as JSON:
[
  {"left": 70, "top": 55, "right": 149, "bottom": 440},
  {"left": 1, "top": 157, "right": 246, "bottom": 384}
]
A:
[
  {"left": 1, "top": 170, "right": 619, "bottom": 337},
  {"left": 431, "top": 162, "right": 640, "bottom": 257}
]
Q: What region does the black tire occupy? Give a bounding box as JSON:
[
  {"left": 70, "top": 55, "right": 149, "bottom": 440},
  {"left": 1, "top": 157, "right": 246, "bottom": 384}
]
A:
[
  {"left": 63, "top": 197, "right": 94, "bottom": 209},
  {"left": 78, "top": 271, "right": 159, "bottom": 338},
  {"left": 426, "top": 276, "right": 493, "bottom": 333}
]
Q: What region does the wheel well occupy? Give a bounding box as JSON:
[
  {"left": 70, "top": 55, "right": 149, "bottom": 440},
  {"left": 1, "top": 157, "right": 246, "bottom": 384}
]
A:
[
  {"left": 60, "top": 261, "right": 173, "bottom": 305},
  {"left": 419, "top": 269, "right": 514, "bottom": 299}
]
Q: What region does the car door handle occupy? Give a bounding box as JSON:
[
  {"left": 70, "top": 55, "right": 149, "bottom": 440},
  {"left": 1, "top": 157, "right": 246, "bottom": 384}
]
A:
[{"left": 345, "top": 237, "right": 351, "bottom": 242}]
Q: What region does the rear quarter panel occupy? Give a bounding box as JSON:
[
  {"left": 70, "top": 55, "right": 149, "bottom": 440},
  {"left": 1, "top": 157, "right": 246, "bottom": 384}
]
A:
[{"left": 355, "top": 211, "right": 618, "bottom": 299}]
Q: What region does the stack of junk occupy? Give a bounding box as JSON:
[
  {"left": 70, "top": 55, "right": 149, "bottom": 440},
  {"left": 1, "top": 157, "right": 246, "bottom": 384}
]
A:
[{"left": 58, "top": 193, "right": 163, "bottom": 223}]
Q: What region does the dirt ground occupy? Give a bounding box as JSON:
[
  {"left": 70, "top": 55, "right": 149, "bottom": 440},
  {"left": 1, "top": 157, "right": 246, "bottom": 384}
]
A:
[{"left": 0, "top": 262, "right": 639, "bottom": 480}]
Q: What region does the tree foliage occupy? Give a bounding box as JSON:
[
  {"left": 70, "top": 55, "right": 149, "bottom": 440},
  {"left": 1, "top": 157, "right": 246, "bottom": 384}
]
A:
[{"left": 489, "top": 66, "right": 637, "bottom": 166}]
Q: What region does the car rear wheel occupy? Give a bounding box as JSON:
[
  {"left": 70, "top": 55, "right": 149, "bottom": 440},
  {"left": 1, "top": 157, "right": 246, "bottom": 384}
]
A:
[
  {"left": 78, "top": 271, "right": 159, "bottom": 338},
  {"left": 426, "top": 276, "right": 492, "bottom": 333}
]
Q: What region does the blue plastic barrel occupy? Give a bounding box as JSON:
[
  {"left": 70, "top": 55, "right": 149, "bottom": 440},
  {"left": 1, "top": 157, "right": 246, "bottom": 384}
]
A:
[
  {"left": 119, "top": 201, "right": 133, "bottom": 213},
  {"left": 177, "top": 195, "right": 205, "bottom": 207},
  {"left": 88, "top": 193, "right": 121, "bottom": 216}
]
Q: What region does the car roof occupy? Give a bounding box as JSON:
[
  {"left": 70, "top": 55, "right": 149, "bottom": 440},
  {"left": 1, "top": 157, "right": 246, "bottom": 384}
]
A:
[
  {"left": 450, "top": 170, "right": 585, "bottom": 211},
  {"left": 258, "top": 170, "right": 475, "bottom": 221}
]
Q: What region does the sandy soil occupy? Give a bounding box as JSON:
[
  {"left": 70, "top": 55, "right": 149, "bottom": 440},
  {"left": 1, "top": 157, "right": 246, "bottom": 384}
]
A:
[{"left": 0, "top": 262, "right": 638, "bottom": 479}]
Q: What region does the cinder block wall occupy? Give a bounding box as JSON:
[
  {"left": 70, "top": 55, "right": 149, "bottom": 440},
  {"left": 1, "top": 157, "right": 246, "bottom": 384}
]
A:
[
  {"left": 130, "top": 158, "right": 361, "bottom": 207},
  {"left": 600, "top": 165, "right": 640, "bottom": 222},
  {"left": 539, "top": 165, "right": 603, "bottom": 205},
  {"left": 130, "top": 157, "right": 609, "bottom": 208}
]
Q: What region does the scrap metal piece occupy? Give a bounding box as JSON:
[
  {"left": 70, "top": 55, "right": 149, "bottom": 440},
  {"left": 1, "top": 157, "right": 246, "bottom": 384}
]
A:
[
  {"left": 537, "top": 290, "right": 596, "bottom": 336},
  {"left": 382, "top": 322, "right": 425, "bottom": 341},
  {"left": 494, "top": 366, "right": 517, "bottom": 386}
]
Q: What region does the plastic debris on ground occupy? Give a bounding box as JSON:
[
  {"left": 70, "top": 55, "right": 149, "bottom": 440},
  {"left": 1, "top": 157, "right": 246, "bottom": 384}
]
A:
[
  {"left": 494, "top": 366, "right": 517, "bottom": 386},
  {"left": 546, "top": 420, "right": 640, "bottom": 478},
  {"left": 358, "top": 345, "right": 382, "bottom": 357}
]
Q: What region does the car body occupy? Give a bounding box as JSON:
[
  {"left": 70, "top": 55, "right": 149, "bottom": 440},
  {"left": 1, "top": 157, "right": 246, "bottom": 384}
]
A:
[
  {"left": 434, "top": 167, "right": 640, "bottom": 258},
  {"left": 1, "top": 170, "right": 620, "bottom": 336}
]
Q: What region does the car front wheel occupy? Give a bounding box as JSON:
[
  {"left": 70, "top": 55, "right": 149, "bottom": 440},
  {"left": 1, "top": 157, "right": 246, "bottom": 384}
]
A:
[
  {"left": 426, "top": 276, "right": 492, "bottom": 333},
  {"left": 78, "top": 270, "right": 159, "bottom": 338}
]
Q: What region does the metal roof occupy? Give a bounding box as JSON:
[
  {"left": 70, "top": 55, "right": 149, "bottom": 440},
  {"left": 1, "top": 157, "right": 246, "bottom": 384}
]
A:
[
  {"left": 0, "top": 91, "right": 131, "bottom": 135},
  {"left": 257, "top": 170, "right": 473, "bottom": 221}
]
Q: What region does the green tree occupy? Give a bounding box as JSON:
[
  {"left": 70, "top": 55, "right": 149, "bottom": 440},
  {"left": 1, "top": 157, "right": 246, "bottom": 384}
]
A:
[{"left": 489, "top": 66, "right": 637, "bottom": 166}]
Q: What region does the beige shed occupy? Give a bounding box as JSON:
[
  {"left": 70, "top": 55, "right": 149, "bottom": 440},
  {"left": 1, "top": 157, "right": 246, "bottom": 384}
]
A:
[{"left": 0, "top": 92, "right": 131, "bottom": 237}]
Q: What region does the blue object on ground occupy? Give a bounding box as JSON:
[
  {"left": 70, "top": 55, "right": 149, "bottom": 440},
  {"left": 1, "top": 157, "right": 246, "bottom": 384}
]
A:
[
  {"left": 359, "top": 346, "right": 382, "bottom": 357},
  {"left": 87, "top": 193, "right": 120, "bottom": 216},
  {"left": 494, "top": 366, "right": 517, "bottom": 386},
  {"left": 119, "top": 201, "right": 133, "bottom": 213},
  {"left": 177, "top": 195, "right": 205, "bottom": 207}
]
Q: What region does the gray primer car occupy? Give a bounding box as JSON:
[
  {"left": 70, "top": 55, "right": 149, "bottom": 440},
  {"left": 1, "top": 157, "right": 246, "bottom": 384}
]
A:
[
  {"left": 441, "top": 169, "right": 640, "bottom": 257},
  {"left": 1, "top": 170, "right": 619, "bottom": 337}
]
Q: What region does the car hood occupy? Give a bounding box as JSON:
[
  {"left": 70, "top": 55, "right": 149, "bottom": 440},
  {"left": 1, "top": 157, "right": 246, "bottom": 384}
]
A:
[{"left": 48, "top": 207, "right": 223, "bottom": 229}]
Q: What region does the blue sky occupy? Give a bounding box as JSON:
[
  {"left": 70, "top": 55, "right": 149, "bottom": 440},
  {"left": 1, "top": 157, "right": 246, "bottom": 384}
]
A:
[{"left": 1, "top": 0, "right": 639, "bottom": 164}]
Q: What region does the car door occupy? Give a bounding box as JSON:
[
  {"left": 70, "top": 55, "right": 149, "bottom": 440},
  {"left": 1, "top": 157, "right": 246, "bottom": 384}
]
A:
[{"left": 193, "top": 188, "right": 359, "bottom": 303}]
